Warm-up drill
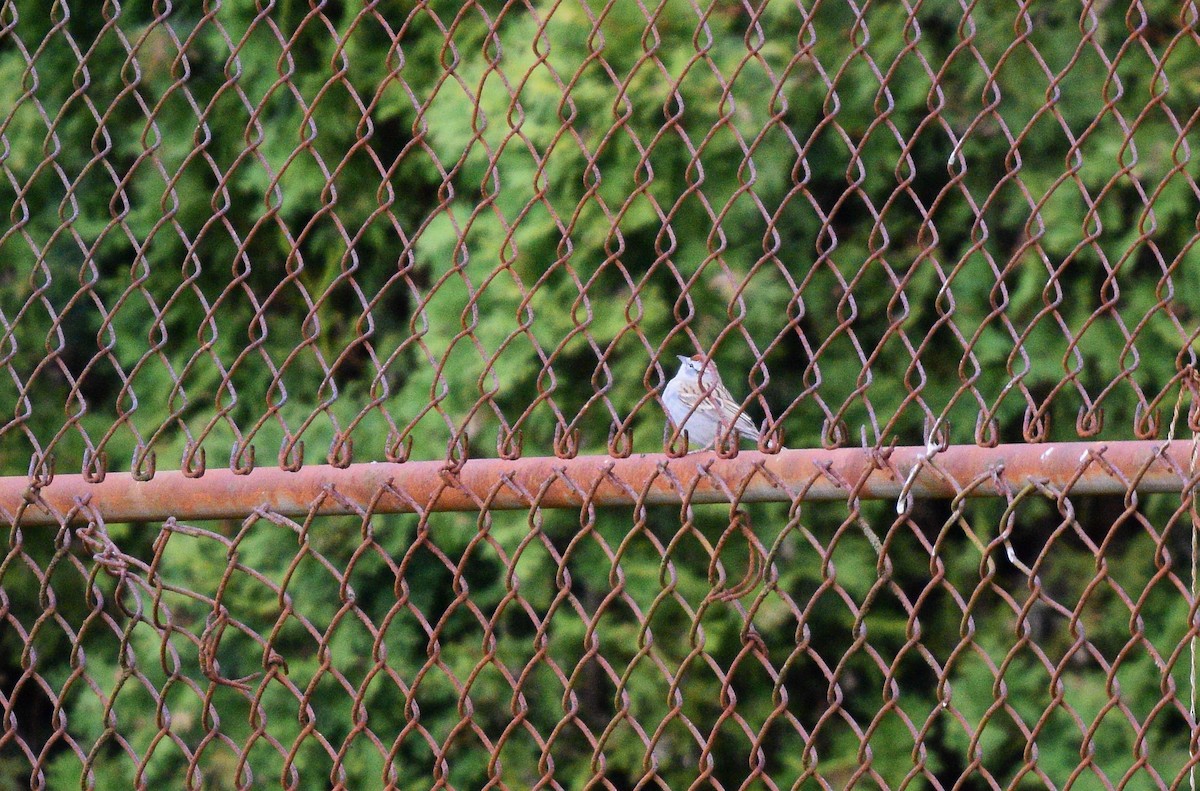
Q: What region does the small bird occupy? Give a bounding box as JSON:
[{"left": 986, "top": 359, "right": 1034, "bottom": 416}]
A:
[{"left": 662, "top": 354, "right": 762, "bottom": 450}]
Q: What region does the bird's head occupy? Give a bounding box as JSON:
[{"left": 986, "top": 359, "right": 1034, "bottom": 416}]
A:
[{"left": 676, "top": 353, "right": 711, "bottom": 382}]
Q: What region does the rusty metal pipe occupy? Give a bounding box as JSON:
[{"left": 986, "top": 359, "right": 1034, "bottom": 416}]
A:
[{"left": 2, "top": 441, "right": 1197, "bottom": 526}]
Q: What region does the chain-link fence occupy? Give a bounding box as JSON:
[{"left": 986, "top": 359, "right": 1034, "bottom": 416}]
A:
[{"left": 3, "top": 0, "right": 1200, "bottom": 787}]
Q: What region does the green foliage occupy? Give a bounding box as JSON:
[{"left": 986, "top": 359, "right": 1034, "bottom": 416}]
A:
[{"left": 0, "top": 0, "right": 1197, "bottom": 787}]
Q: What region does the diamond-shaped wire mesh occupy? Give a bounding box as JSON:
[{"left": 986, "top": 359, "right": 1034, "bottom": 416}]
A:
[
  {"left": 7, "top": 454, "right": 1200, "bottom": 788},
  {"left": 2, "top": 0, "right": 1200, "bottom": 787}
]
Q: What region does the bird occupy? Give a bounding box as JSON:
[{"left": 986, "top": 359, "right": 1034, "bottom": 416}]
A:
[{"left": 662, "top": 354, "right": 762, "bottom": 450}]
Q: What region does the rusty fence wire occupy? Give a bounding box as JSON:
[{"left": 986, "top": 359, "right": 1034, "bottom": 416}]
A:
[
  {"left": 5, "top": 443, "right": 1200, "bottom": 788},
  {"left": 3, "top": 0, "right": 1200, "bottom": 787}
]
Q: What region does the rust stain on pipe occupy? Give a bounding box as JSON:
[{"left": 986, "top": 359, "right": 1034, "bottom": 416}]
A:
[{"left": 2, "top": 441, "right": 1196, "bottom": 526}]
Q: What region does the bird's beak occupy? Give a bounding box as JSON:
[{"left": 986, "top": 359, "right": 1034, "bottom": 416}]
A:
[{"left": 676, "top": 355, "right": 690, "bottom": 365}]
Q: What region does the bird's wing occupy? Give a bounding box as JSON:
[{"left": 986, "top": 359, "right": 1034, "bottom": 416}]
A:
[
  {"left": 707, "top": 382, "right": 761, "bottom": 440},
  {"left": 672, "top": 382, "right": 700, "bottom": 410},
  {"left": 732, "top": 409, "right": 761, "bottom": 440}
]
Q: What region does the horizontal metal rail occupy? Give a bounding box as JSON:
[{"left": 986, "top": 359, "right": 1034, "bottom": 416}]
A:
[{"left": 2, "top": 441, "right": 1196, "bottom": 526}]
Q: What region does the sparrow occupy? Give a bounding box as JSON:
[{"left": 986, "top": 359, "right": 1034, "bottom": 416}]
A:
[{"left": 662, "top": 354, "right": 762, "bottom": 450}]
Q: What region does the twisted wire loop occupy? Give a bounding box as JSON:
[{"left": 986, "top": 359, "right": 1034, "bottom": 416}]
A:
[{"left": 1, "top": 0, "right": 1200, "bottom": 788}]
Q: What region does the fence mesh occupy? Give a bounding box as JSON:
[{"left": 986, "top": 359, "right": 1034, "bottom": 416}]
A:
[
  {"left": 3, "top": 0, "right": 1200, "bottom": 787},
  {"left": 9, "top": 453, "right": 1200, "bottom": 789}
]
